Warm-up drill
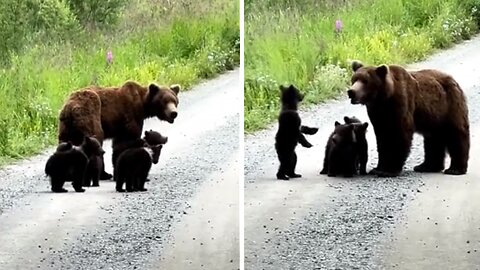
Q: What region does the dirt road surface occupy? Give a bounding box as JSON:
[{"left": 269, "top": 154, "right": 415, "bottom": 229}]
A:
[
  {"left": 0, "top": 70, "right": 240, "bottom": 270},
  {"left": 245, "top": 36, "right": 480, "bottom": 269}
]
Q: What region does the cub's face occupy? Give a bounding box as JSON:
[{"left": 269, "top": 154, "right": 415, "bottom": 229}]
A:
[
  {"left": 84, "top": 136, "right": 105, "bottom": 156},
  {"left": 147, "top": 84, "right": 180, "bottom": 123},
  {"left": 144, "top": 130, "right": 168, "bottom": 145},
  {"left": 331, "top": 121, "right": 356, "bottom": 145},
  {"left": 347, "top": 61, "right": 389, "bottom": 105},
  {"left": 280, "top": 84, "right": 304, "bottom": 107}
]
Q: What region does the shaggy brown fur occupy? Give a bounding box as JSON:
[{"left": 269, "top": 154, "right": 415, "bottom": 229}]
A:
[
  {"left": 347, "top": 61, "right": 469, "bottom": 176},
  {"left": 58, "top": 81, "right": 180, "bottom": 179}
]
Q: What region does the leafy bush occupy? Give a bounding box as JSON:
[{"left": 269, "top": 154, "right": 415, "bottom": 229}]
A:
[{"left": 66, "top": 0, "right": 127, "bottom": 29}]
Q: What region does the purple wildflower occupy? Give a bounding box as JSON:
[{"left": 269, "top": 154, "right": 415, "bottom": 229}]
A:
[
  {"left": 106, "top": 50, "right": 113, "bottom": 65},
  {"left": 335, "top": 19, "right": 343, "bottom": 33}
]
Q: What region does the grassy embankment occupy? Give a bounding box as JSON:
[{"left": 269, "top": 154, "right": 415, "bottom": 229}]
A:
[
  {"left": 244, "top": 0, "right": 480, "bottom": 132},
  {"left": 0, "top": 0, "right": 239, "bottom": 165}
]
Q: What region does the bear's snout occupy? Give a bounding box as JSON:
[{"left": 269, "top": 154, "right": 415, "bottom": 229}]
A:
[{"left": 170, "top": 111, "right": 178, "bottom": 120}]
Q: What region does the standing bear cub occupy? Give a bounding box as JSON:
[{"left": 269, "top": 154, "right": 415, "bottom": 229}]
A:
[
  {"left": 275, "top": 84, "right": 318, "bottom": 180},
  {"left": 347, "top": 61, "right": 469, "bottom": 176},
  {"left": 58, "top": 82, "right": 180, "bottom": 180}
]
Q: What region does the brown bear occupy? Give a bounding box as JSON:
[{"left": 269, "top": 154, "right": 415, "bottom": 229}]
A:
[
  {"left": 111, "top": 129, "right": 168, "bottom": 182},
  {"left": 320, "top": 121, "right": 357, "bottom": 177},
  {"left": 115, "top": 143, "right": 163, "bottom": 192},
  {"left": 58, "top": 81, "right": 180, "bottom": 179},
  {"left": 45, "top": 137, "right": 104, "bottom": 193},
  {"left": 347, "top": 61, "right": 469, "bottom": 177},
  {"left": 275, "top": 84, "right": 318, "bottom": 180},
  {"left": 344, "top": 116, "right": 369, "bottom": 175}
]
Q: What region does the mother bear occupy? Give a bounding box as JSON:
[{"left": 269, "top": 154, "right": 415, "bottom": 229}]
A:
[
  {"left": 58, "top": 81, "right": 180, "bottom": 179},
  {"left": 347, "top": 61, "right": 469, "bottom": 177}
]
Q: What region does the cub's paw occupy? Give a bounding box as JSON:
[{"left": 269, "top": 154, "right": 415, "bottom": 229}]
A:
[
  {"left": 276, "top": 173, "right": 289, "bottom": 180},
  {"left": 288, "top": 173, "right": 302, "bottom": 178},
  {"left": 52, "top": 188, "right": 68, "bottom": 193},
  {"left": 444, "top": 168, "right": 466, "bottom": 175}
]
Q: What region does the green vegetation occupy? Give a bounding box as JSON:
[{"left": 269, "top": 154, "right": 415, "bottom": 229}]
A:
[
  {"left": 0, "top": 0, "right": 239, "bottom": 164},
  {"left": 245, "top": 0, "right": 480, "bottom": 132}
]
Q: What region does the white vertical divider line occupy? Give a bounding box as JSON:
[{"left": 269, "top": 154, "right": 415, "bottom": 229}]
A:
[{"left": 238, "top": 0, "right": 245, "bottom": 268}]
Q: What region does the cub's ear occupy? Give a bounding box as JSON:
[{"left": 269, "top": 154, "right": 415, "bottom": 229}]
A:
[
  {"left": 170, "top": 84, "right": 180, "bottom": 95},
  {"left": 335, "top": 121, "right": 341, "bottom": 126},
  {"left": 375, "top": 65, "right": 389, "bottom": 78},
  {"left": 352, "top": 61, "right": 363, "bottom": 72},
  {"left": 362, "top": 122, "right": 369, "bottom": 129},
  {"left": 344, "top": 116, "right": 351, "bottom": 123},
  {"left": 279, "top": 85, "right": 287, "bottom": 92},
  {"left": 144, "top": 130, "right": 149, "bottom": 137}
]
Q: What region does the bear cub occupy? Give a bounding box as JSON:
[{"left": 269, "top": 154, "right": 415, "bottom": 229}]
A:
[
  {"left": 45, "top": 136, "right": 104, "bottom": 192},
  {"left": 320, "top": 121, "right": 358, "bottom": 177},
  {"left": 344, "top": 116, "right": 369, "bottom": 175},
  {"left": 115, "top": 143, "right": 163, "bottom": 192},
  {"left": 275, "top": 84, "right": 318, "bottom": 180}
]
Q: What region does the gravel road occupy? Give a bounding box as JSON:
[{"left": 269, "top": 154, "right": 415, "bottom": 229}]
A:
[
  {"left": 244, "top": 36, "right": 480, "bottom": 269},
  {"left": 0, "top": 69, "right": 240, "bottom": 270}
]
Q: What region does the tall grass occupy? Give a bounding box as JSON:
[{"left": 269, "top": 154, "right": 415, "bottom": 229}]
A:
[
  {"left": 0, "top": 0, "right": 239, "bottom": 164},
  {"left": 244, "top": 0, "right": 480, "bottom": 132}
]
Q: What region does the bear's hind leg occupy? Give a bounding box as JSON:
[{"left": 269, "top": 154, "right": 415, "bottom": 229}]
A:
[
  {"left": 51, "top": 177, "right": 68, "bottom": 193},
  {"left": 414, "top": 134, "right": 446, "bottom": 173},
  {"left": 445, "top": 127, "right": 469, "bottom": 175},
  {"left": 287, "top": 152, "right": 302, "bottom": 178},
  {"left": 276, "top": 151, "right": 290, "bottom": 180}
]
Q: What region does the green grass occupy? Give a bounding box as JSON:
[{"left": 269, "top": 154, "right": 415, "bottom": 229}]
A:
[
  {"left": 244, "top": 0, "right": 480, "bottom": 132},
  {"left": 0, "top": 0, "right": 239, "bottom": 165}
]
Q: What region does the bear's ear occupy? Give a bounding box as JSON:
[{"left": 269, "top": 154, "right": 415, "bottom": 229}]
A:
[
  {"left": 279, "top": 85, "right": 287, "bottom": 92},
  {"left": 344, "top": 116, "right": 351, "bottom": 123},
  {"left": 144, "top": 130, "right": 149, "bottom": 137},
  {"left": 170, "top": 84, "right": 180, "bottom": 95},
  {"left": 375, "top": 65, "right": 389, "bottom": 78},
  {"left": 352, "top": 61, "right": 363, "bottom": 72},
  {"left": 148, "top": 83, "right": 160, "bottom": 96},
  {"left": 334, "top": 121, "right": 341, "bottom": 126},
  {"left": 362, "top": 122, "right": 369, "bottom": 129}
]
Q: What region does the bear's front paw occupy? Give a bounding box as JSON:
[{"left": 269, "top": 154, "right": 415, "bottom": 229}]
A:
[
  {"left": 74, "top": 188, "right": 86, "bottom": 193},
  {"left": 444, "top": 168, "right": 466, "bottom": 175},
  {"left": 116, "top": 188, "right": 126, "bottom": 192},
  {"left": 319, "top": 168, "right": 328, "bottom": 175},
  {"left": 52, "top": 188, "right": 68, "bottom": 193},
  {"left": 288, "top": 173, "right": 302, "bottom": 178},
  {"left": 414, "top": 163, "right": 444, "bottom": 173}
]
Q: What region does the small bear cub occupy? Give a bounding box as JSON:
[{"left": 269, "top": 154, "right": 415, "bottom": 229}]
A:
[
  {"left": 275, "top": 84, "right": 318, "bottom": 180},
  {"left": 45, "top": 136, "right": 104, "bottom": 192},
  {"left": 320, "top": 116, "right": 369, "bottom": 177},
  {"left": 114, "top": 130, "right": 167, "bottom": 192},
  {"left": 343, "top": 116, "right": 369, "bottom": 175}
]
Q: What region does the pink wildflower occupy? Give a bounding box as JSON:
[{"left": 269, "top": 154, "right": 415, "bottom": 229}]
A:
[
  {"left": 106, "top": 50, "right": 113, "bottom": 65},
  {"left": 335, "top": 19, "right": 343, "bottom": 33}
]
